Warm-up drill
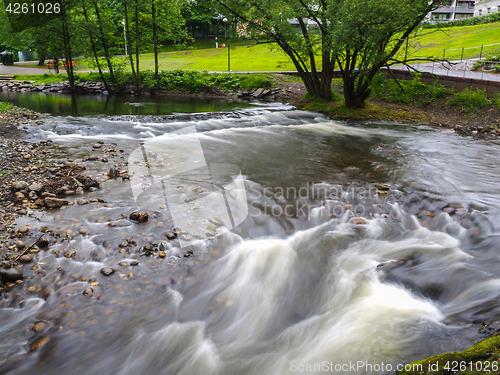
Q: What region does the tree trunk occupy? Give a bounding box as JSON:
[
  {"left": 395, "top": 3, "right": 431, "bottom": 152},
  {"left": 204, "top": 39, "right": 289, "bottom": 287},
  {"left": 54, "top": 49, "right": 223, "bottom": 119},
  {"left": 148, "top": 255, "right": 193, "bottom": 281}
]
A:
[
  {"left": 60, "top": 0, "right": 75, "bottom": 92},
  {"left": 93, "top": 0, "right": 116, "bottom": 86},
  {"left": 82, "top": 0, "right": 108, "bottom": 90},
  {"left": 152, "top": 0, "right": 159, "bottom": 92},
  {"left": 124, "top": 1, "right": 137, "bottom": 89},
  {"left": 135, "top": 0, "right": 140, "bottom": 91}
]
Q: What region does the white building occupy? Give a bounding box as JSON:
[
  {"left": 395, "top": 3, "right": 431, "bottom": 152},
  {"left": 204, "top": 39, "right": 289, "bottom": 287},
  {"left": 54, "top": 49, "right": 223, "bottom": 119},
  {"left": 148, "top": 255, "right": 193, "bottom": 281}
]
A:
[
  {"left": 429, "top": 0, "right": 475, "bottom": 23},
  {"left": 474, "top": 0, "right": 500, "bottom": 16}
]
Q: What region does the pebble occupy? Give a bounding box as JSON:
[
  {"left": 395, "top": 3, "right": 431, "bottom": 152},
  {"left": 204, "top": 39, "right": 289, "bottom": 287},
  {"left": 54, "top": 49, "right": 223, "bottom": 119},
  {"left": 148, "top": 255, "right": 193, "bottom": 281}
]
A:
[
  {"left": 83, "top": 287, "right": 95, "bottom": 296},
  {"left": 32, "top": 322, "right": 47, "bottom": 333},
  {"left": 375, "top": 183, "right": 391, "bottom": 190},
  {"left": 18, "top": 226, "right": 29, "bottom": 234},
  {"left": 19, "top": 255, "right": 33, "bottom": 263},
  {"left": 129, "top": 211, "right": 148, "bottom": 223},
  {"left": 16, "top": 240, "right": 26, "bottom": 250},
  {"left": 64, "top": 250, "right": 76, "bottom": 258},
  {"left": 350, "top": 217, "right": 367, "bottom": 225},
  {"left": 79, "top": 229, "right": 88, "bottom": 235},
  {"left": 119, "top": 262, "right": 128, "bottom": 267},
  {"left": 0, "top": 267, "right": 23, "bottom": 281},
  {"left": 36, "top": 237, "right": 49, "bottom": 248},
  {"left": 11, "top": 181, "right": 28, "bottom": 192},
  {"left": 77, "top": 199, "right": 88, "bottom": 205},
  {"left": 166, "top": 231, "right": 177, "bottom": 240},
  {"left": 159, "top": 251, "right": 166, "bottom": 258},
  {"left": 44, "top": 197, "right": 70, "bottom": 208},
  {"left": 30, "top": 337, "right": 50, "bottom": 351},
  {"left": 92, "top": 144, "right": 102, "bottom": 149},
  {"left": 100, "top": 267, "right": 115, "bottom": 276},
  {"left": 18, "top": 209, "right": 27, "bottom": 215}
]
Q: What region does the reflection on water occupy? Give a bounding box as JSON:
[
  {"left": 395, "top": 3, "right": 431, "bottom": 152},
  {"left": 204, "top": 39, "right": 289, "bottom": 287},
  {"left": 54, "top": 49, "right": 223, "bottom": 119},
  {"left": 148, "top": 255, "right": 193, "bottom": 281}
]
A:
[
  {"left": 0, "top": 91, "right": 253, "bottom": 116},
  {"left": 1, "top": 107, "right": 500, "bottom": 374}
]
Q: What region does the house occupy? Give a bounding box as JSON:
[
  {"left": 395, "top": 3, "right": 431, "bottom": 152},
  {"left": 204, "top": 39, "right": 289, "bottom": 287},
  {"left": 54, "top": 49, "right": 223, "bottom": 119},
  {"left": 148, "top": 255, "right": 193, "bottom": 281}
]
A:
[
  {"left": 429, "top": 0, "right": 475, "bottom": 23},
  {"left": 474, "top": 0, "right": 500, "bottom": 16},
  {"left": 428, "top": 0, "right": 499, "bottom": 23}
]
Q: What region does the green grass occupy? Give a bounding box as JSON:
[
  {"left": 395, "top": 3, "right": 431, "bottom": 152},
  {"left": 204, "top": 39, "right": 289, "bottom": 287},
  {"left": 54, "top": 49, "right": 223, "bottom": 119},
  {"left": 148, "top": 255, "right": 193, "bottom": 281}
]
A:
[
  {"left": 0, "top": 101, "right": 14, "bottom": 113},
  {"left": 409, "top": 22, "right": 500, "bottom": 60}
]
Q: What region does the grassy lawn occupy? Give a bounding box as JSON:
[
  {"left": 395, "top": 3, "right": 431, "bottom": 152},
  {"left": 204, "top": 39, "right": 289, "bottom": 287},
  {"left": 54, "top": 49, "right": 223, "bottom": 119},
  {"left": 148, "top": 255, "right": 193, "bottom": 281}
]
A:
[
  {"left": 410, "top": 22, "right": 500, "bottom": 60},
  {"left": 12, "top": 21, "right": 500, "bottom": 75}
]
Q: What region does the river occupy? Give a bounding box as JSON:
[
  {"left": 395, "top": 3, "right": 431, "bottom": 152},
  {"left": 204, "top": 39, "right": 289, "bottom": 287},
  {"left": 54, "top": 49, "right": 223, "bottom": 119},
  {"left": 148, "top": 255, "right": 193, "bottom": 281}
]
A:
[{"left": 1, "top": 93, "right": 499, "bottom": 374}]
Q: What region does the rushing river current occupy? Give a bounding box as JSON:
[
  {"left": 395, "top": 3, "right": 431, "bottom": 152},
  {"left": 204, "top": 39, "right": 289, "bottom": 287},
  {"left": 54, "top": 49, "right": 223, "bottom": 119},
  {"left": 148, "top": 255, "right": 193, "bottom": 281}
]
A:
[{"left": 1, "top": 95, "right": 500, "bottom": 375}]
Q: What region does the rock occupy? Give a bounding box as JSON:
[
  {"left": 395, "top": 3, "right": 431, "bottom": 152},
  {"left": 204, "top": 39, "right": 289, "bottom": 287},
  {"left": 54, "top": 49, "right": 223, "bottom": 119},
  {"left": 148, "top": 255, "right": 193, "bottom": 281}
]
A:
[
  {"left": 130, "top": 260, "right": 139, "bottom": 266},
  {"left": 18, "top": 209, "right": 27, "bottom": 215},
  {"left": 28, "top": 183, "right": 44, "bottom": 194},
  {"left": 119, "top": 262, "right": 128, "bottom": 267},
  {"left": 32, "top": 322, "right": 47, "bottom": 333},
  {"left": 100, "top": 267, "right": 115, "bottom": 276},
  {"left": 16, "top": 240, "right": 25, "bottom": 250},
  {"left": 41, "top": 192, "right": 56, "bottom": 198},
  {"left": 29, "top": 191, "right": 38, "bottom": 200},
  {"left": 166, "top": 231, "right": 177, "bottom": 240},
  {"left": 11, "top": 181, "right": 28, "bottom": 193},
  {"left": 92, "top": 143, "right": 102, "bottom": 149},
  {"left": 83, "top": 287, "right": 95, "bottom": 296},
  {"left": 129, "top": 211, "right": 148, "bottom": 223},
  {"left": 36, "top": 238, "right": 49, "bottom": 248},
  {"left": 14, "top": 192, "right": 25, "bottom": 202},
  {"left": 79, "top": 229, "right": 88, "bottom": 235},
  {"left": 44, "top": 197, "right": 70, "bottom": 208},
  {"left": 30, "top": 337, "right": 50, "bottom": 351},
  {"left": 0, "top": 267, "right": 23, "bottom": 281},
  {"left": 159, "top": 251, "right": 166, "bottom": 258},
  {"left": 109, "top": 167, "right": 118, "bottom": 179},
  {"left": 1, "top": 260, "right": 13, "bottom": 269},
  {"left": 375, "top": 183, "right": 390, "bottom": 190},
  {"left": 350, "top": 217, "right": 367, "bottom": 225},
  {"left": 77, "top": 199, "right": 88, "bottom": 205},
  {"left": 35, "top": 199, "right": 45, "bottom": 206},
  {"left": 480, "top": 125, "right": 491, "bottom": 133},
  {"left": 65, "top": 190, "right": 76, "bottom": 196},
  {"left": 19, "top": 255, "right": 33, "bottom": 263},
  {"left": 101, "top": 158, "right": 108, "bottom": 162},
  {"left": 18, "top": 226, "right": 29, "bottom": 234},
  {"left": 64, "top": 250, "right": 76, "bottom": 258}
]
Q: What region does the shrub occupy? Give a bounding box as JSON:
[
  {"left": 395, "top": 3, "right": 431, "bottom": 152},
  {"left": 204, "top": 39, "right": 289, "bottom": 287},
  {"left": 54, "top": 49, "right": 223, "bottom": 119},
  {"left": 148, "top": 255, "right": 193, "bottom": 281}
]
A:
[
  {"left": 447, "top": 87, "right": 491, "bottom": 112},
  {"left": 371, "top": 72, "right": 447, "bottom": 105},
  {"left": 492, "top": 92, "right": 500, "bottom": 108},
  {"left": 495, "top": 64, "right": 500, "bottom": 73},
  {"left": 472, "top": 61, "right": 483, "bottom": 71}
]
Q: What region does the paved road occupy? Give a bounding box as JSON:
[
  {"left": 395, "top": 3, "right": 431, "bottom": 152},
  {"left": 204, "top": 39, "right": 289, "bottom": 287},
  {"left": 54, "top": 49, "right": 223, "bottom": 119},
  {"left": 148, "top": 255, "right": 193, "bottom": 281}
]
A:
[
  {"left": 0, "top": 64, "right": 51, "bottom": 75},
  {"left": 390, "top": 62, "right": 500, "bottom": 83}
]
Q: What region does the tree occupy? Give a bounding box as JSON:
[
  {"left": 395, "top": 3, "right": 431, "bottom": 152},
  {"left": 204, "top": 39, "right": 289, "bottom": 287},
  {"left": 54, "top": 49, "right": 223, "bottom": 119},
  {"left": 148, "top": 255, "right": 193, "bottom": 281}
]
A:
[{"left": 216, "top": 0, "right": 442, "bottom": 107}]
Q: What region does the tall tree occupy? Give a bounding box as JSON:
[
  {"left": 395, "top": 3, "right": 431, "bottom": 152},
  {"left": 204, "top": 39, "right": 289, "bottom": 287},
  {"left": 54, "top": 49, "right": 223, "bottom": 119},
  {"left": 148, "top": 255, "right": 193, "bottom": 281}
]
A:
[{"left": 216, "top": 0, "right": 442, "bottom": 107}]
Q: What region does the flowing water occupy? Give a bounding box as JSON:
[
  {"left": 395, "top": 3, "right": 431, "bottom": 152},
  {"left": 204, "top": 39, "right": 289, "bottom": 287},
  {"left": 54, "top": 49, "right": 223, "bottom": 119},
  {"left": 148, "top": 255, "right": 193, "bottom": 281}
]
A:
[{"left": 1, "top": 93, "right": 500, "bottom": 374}]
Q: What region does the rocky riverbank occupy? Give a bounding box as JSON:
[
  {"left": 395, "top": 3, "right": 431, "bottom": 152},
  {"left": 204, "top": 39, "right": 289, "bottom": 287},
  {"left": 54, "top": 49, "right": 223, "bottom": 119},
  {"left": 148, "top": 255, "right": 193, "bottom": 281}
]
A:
[{"left": 0, "top": 78, "right": 299, "bottom": 103}]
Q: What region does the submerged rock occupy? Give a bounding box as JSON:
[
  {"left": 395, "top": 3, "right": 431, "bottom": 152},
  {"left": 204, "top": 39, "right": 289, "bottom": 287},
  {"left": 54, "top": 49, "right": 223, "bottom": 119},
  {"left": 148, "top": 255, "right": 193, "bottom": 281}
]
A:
[
  {"left": 100, "top": 267, "right": 115, "bottom": 276},
  {"left": 129, "top": 211, "right": 148, "bottom": 223}
]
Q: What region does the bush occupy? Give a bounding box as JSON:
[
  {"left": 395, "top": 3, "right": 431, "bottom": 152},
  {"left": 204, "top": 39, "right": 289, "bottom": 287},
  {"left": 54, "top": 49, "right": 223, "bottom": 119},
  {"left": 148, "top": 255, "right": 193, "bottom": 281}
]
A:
[
  {"left": 495, "top": 64, "right": 500, "bottom": 73},
  {"left": 447, "top": 87, "right": 491, "bottom": 112},
  {"left": 492, "top": 92, "right": 500, "bottom": 108},
  {"left": 472, "top": 61, "right": 483, "bottom": 71},
  {"left": 370, "top": 72, "right": 447, "bottom": 105}
]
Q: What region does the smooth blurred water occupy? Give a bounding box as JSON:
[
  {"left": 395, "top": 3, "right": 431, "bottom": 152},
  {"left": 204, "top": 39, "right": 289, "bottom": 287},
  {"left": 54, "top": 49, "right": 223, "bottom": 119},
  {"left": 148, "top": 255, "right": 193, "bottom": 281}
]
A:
[{"left": 1, "top": 102, "right": 499, "bottom": 374}]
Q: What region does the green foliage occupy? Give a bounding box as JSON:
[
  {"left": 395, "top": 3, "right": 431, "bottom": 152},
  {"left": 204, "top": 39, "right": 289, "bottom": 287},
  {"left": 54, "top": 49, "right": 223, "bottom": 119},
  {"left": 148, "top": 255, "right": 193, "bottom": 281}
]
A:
[
  {"left": 492, "top": 92, "right": 500, "bottom": 108},
  {"left": 495, "top": 64, "right": 500, "bottom": 73},
  {"left": 239, "top": 75, "right": 272, "bottom": 90},
  {"left": 447, "top": 87, "right": 491, "bottom": 112},
  {"left": 0, "top": 101, "right": 14, "bottom": 113},
  {"left": 472, "top": 61, "right": 483, "bottom": 71},
  {"left": 371, "top": 73, "right": 447, "bottom": 106}
]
